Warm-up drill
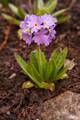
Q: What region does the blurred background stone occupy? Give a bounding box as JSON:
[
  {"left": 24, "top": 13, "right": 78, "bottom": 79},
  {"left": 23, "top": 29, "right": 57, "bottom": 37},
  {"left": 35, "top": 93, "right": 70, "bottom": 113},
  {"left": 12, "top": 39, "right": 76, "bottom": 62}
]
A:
[{"left": 41, "top": 91, "right": 80, "bottom": 120}]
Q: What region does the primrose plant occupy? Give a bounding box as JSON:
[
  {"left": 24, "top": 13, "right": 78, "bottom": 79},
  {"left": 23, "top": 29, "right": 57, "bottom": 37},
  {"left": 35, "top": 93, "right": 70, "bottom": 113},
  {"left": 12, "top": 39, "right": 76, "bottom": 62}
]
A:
[
  {"left": 15, "top": 14, "right": 74, "bottom": 90},
  {"left": 2, "top": 0, "right": 70, "bottom": 25}
]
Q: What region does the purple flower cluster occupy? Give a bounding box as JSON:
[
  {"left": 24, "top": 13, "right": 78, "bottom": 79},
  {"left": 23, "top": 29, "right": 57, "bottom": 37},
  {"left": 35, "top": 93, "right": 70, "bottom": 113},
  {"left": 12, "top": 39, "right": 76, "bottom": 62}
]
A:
[{"left": 20, "top": 14, "right": 57, "bottom": 46}]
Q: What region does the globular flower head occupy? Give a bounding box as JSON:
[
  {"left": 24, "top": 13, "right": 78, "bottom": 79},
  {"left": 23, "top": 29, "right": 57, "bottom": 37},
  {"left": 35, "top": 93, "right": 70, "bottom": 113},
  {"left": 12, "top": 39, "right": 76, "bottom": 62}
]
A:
[{"left": 20, "top": 14, "right": 57, "bottom": 46}]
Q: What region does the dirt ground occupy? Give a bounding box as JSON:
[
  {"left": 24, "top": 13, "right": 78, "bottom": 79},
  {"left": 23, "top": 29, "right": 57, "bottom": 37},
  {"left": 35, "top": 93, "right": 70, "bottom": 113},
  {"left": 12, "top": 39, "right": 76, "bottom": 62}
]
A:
[{"left": 0, "top": 0, "right": 80, "bottom": 120}]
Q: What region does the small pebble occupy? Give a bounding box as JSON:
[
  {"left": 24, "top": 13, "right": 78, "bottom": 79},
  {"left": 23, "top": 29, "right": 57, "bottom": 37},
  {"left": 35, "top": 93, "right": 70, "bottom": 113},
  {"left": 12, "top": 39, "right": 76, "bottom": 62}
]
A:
[
  {"left": 9, "top": 73, "right": 16, "bottom": 79},
  {"left": 6, "top": 111, "right": 10, "bottom": 115}
]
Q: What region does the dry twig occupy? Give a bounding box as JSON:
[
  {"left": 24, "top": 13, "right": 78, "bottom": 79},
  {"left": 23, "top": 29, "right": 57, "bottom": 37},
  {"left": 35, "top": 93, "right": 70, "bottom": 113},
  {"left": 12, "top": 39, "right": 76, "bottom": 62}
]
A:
[{"left": 0, "top": 26, "right": 11, "bottom": 52}]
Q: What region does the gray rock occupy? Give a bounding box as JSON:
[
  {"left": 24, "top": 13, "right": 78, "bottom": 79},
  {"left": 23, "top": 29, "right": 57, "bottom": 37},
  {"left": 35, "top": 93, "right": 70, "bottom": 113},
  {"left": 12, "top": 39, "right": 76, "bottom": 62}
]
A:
[{"left": 41, "top": 91, "right": 80, "bottom": 120}]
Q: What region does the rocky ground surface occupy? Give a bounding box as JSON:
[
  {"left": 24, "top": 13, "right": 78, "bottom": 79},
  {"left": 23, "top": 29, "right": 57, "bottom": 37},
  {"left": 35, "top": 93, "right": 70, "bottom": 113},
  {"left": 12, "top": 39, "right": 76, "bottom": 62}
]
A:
[{"left": 41, "top": 91, "right": 80, "bottom": 120}]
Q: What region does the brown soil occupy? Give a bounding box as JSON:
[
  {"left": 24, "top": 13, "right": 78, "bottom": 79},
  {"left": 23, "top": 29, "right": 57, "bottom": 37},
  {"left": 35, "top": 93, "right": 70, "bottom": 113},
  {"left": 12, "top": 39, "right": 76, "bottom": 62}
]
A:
[{"left": 0, "top": 1, "right": 80, "bottom": 120}]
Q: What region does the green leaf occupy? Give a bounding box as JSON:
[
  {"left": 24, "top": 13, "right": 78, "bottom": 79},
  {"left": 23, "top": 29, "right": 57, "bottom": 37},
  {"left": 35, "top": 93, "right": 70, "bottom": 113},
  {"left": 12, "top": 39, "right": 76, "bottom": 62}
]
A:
[
  {"left": 40, "top": 82, "right": 55, "bottom": 91},
  {"left": 37, "top": 0, "right": 44, "bottom": 10},
  {"left": 22, "top": 81, "right": 34, "bottom": 89},
  {"left": 18, "top": 8, "right": 26, "bottom": 19},
  {"left": 49, "top": 48, "right": 68, "bottom": 81},
  {"left": 35, "top": 0, "right": 45, "bottom": 15},
  {"left": 36, "top": 48, "right": 47, "bottom": 80},
  {"left": 45, "top": 0, "right": 58, "bottom": 13},
  {"left": 47, "top": 52, "right": 57, "bottom": 81},
  {"left": 55, "top": 67, "right": 68, "bottom": 80},
  {"left": 2, "top": 13, "right": 20, "bottom": 25},
  {"left": 0, "top": 0, "right": 9, "bottom": 7},
  {"left": 53, "top": 9, "right": 67, "bottom": 17},
  {"left": 51, "top": 48, "right": 68, "bottom": 72},
  {"left": 15, "top": 54, "right": 42, "bottom": 87},
  {"left": 49, "top": 49, "right": 60, "bottom": 79},
  {"left": 8, "top": 3, "right": 26, "bottom": 18},
  {"left": 57, "top": 15, "right": 70, "bottom": 24},
  {"left": 29, "top": 50, "right": 39, "bottom": 71},
  {"left": 36, "top": 0, "right": 57, "bottom": 15},
  {"left": 9, "top": 4, "right": 18, "bottom": 15},
  {"left": 36, "top": 9, "right": 47, "bottom": 15},
  {"left": 57, "top": 48, "right": 68, "bottom": 71},
  {"left": 29, "top": 61, "right": 43, "bottom": 82},
  {"left": 49, "top": 59, "right": 57, "bottom": 81},
  {"left": 45, "top": 56, "right": 56, "bottom": 81}
]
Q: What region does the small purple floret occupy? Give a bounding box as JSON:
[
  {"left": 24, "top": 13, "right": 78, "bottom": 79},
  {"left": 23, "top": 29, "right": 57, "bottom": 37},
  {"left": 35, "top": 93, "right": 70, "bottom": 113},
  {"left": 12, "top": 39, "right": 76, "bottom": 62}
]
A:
[
  {"left": 20, "top": 14, "right": 57, "bottom": 46},
  {"left": 41, "top": 14, "right": 57, "bottom": 29}
]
